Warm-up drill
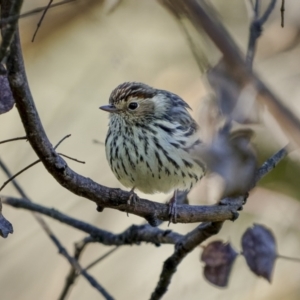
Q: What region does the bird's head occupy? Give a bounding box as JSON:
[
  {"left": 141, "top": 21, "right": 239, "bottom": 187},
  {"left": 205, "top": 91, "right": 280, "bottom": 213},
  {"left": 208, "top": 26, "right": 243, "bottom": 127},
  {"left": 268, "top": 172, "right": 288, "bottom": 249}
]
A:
[{"left": 100, "top": 82, "right": 176, "bottom": 122}]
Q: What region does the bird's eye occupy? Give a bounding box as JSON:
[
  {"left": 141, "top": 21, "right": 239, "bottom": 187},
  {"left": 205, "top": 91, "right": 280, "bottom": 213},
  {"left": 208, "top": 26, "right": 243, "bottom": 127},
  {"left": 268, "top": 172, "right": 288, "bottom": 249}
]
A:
[{"left": 128, "top": 102, "right": 139, "bottom": 110}]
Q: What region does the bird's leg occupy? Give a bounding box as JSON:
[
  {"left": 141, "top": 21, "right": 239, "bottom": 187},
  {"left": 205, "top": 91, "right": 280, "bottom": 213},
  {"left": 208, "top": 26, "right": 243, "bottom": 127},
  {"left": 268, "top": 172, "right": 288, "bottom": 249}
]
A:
[
  {"left": 127, "top": 187, "right": 139, "bottom": 216},
  {"left": 168, "top": 190, "right": 178, "bottom": 225}
]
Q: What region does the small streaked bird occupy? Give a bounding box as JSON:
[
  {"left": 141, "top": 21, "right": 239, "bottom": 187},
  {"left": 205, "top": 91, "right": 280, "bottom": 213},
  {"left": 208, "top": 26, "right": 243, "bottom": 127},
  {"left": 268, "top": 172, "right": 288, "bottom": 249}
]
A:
[{"left": 100, "top": 82, "right": 205, "bottom": 222}]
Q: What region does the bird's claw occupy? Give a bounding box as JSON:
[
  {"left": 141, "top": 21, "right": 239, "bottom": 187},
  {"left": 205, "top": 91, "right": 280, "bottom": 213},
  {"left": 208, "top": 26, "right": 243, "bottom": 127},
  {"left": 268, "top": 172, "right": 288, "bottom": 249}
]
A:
[
  {"left": 127, "top": 189, "right": 140, "bottom": 217},
  {"left": 168, "top": 201, "right": 177, "bottom": 226}
]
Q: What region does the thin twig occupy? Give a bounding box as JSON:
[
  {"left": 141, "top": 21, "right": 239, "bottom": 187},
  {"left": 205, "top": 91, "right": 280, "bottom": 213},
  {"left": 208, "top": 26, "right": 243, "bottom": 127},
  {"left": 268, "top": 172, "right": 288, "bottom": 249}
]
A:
[
  {"left": 54, "top": 134, "right": 71, "bottom": 150},
  {"left": 58, "top": 153, "right": 85, "bottom": 164},
  {"left": 254, "top": 0, "right": 260, "bottom": 16},
  {"left": 85, "top": 247, "right": 119, "bottom": 271},
  {"left": 0, "top": 159, "right": 40, "bottom": 192},
  {"left": 280, "top": 0, "right": 285, "bottom": 28},
  {"left": 59, "top": 238, "right": 94, "bottom": 300},
  {"left": 259, "top": 0, "right": 277, "bottom": 24},
  {"left": 277, "top": 254, "right": 300, "bottom": 263},
  {"left": 31, "top": 0, "right": 53, "bottom": 42},
  {"left": 246, "top": 0, "right": 277, "bottom": 68},
  {"left": 0, "top": 0, "right": 75, "bottom": 26},
  {"left": 0, "top": 136, "right": 27, "bottom": 144},
  {"left": 49, "top": 233, "right": 114, "bottom": 300},
  {"left": 0, "top": 134, "right": 71, "bottom": 192},
  {"left": 0, "top": 158, "right": 27, "bottom": 198},
  {"left": 59, "top": 246, "right": 119, "bottom": 300}
]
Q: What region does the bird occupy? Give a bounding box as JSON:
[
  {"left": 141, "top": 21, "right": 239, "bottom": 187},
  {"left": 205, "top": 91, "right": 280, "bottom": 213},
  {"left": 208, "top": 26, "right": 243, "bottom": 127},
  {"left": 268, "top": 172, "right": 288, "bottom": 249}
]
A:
[{"left": 100, "top": 82, "right": 205, "bottom": 222}]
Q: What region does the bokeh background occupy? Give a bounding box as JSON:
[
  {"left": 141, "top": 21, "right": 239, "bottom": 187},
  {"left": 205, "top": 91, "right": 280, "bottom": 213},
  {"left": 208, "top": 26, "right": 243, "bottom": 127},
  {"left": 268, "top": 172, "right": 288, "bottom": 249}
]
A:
[{"left": 1, "top": 0, "right": 300, "bottom": 299}]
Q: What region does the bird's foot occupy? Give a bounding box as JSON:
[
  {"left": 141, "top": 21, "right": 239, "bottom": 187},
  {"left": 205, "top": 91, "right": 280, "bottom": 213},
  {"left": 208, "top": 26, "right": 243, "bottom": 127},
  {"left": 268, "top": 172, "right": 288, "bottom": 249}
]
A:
[
  {"left": 168, "top": 202, "right": 177, "bottom": 226},
  {"left": 168, "top": 191, "right": 178, "bottom": 225},
  {"left": 127, "top": 188, "right": 139, "bottom": 216}
]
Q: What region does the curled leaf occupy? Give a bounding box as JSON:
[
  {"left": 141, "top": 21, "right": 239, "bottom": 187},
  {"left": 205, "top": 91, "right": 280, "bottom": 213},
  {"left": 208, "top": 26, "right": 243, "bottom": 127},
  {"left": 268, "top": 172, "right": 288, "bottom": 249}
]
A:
[
  {"left": 201, "top": 240, "right": 238, "bottom": 287},
  {"left": 241, "top": 224, "right": 276, "bottom": 282}
]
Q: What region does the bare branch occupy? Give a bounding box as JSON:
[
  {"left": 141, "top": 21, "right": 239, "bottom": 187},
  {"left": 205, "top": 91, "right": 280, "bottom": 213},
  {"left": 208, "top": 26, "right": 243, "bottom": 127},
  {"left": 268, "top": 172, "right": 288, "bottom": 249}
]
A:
[
  {"left": 0, "top": 0, "right": 75, "bottom": 26},
  {"left": 59, "top": 243, "right": 118, "bottom": 300},
  {"left": 0, "top": 159, "right": 40, "bottom": 192},
  {"left": 277, "top": 254, "right": 300, "bottom": 263},
  {"left": 31, "top": 0, "right": 53, "bottom": 42},
  {"left": 0, "top": 134, "right": 71, "bottom": 192},
  {"left": 2, "top": 196, "right": 185, "bottom": 245},
  {"left": 49, "top": 233, "right": 115, "bottom": 300},
  {"left": 150, "top": 221, "right": 223, "bottom": 300},
  {"left": 255, "top": 147, "right": 287, "bottom": 182},
  {"left": 58, "top": 153, "right": 85, "bottom": 164},
  {"left": 85, "top": 247, "right": 119, "bottom": 271},
  {"left": 59, "top": 238, "right": 91, "bottom": 300},
  {"left": 246, "top": 0, "right": 277, "bottom": 68},
  {"left": 54, "top": 134, "right": 71, "bottom": 149},
  {"left": 0, "top": 0, "right": 23, "bottom": 64},
  {"left": 0, "top": 136, "right": 27, "bottom": 144}
]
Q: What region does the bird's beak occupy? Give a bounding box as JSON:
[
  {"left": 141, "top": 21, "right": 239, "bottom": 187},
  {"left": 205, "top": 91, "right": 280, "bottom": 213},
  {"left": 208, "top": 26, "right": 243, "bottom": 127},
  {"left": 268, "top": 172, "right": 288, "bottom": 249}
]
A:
[{"left": 99, "top": 104, "right": 118, "bottom": 113}]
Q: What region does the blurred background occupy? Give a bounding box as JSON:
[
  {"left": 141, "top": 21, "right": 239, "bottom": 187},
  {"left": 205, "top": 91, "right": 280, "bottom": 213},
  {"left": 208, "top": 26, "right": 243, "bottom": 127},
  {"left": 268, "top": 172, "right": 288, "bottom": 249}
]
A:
[{"left": 1, "top": 0, "right": 300, "bottom": 299}]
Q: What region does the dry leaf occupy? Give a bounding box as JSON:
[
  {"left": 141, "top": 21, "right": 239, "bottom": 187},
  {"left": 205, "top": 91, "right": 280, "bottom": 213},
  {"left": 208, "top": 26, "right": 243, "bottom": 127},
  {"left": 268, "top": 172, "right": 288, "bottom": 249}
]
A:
[
  {"left": 241, "top": 224, "right": 276, "bottom": 282},
  {"left": 201, "top": 240, "right": 238, "bottom": 287}
]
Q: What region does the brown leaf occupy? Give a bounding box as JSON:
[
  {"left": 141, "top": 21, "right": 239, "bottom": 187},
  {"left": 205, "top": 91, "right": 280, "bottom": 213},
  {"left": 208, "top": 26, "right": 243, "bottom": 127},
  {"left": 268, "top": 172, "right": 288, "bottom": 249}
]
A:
[
  {"left": 201, "top": 240, "right": 238, "bottom": 287},
  {"left": 0, "top": 64, "right": 14, "bottom": 115},
  {"left": 241, "top": 224, "right": 276, "bottom": 282},
  {"left": 0, "top": 199, "right": 13, "bottom": 238}
]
